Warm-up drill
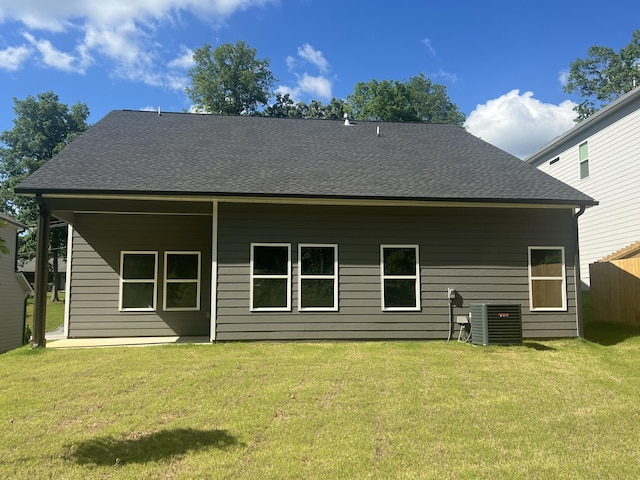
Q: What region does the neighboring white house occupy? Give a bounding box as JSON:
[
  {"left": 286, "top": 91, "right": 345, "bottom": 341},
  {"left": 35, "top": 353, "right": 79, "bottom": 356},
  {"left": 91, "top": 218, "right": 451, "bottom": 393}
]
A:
[
  {"left": 0, "top": 212, "right": 32, "bottom": 353},
  {"left": 526, "top": 86, "right": 640, "bottom": 287}
]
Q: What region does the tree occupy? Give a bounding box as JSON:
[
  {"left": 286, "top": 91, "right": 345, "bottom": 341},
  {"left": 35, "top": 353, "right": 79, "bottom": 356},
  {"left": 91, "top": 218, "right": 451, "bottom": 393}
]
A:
[
  {"left": 186, "top": 41, "right": 276, "bottom": 115},
  {"left": 346, "top": 74, "right": 465, "bottom": 126},
  {"left": 304, "top": 99, "right": 327, "bottom": 119},
  {"left": 564, "top": 29, "right": 640, "bottom": 121},
  {"left": 263, "top": 96, "right": 347, "bottom": 120},
  {"left": 264, "top": 93, "right": 299, "bottom": 118},
  {"left": 323, "top": 98, "right": 347, "bottom": 120},
  {"left": 0, "top": 91, "right": 90, "bottom": 300},
  {"left": 0, "top": 220, "right": 8, "bottom": 255}
]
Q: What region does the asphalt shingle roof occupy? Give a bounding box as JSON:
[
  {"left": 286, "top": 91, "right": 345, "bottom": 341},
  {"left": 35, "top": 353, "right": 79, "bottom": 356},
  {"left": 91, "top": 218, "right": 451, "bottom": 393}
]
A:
[{"left": 16, "top": 110, "right": 596, "bottom": 206}]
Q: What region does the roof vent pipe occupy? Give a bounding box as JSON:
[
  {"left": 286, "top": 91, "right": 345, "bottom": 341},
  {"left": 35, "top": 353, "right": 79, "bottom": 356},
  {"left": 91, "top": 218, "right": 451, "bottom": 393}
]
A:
[
  {"left": 377, "top": 126, "right": 380, "bottom": 137},
  {"left": 157, "top": 107, "right": 161, "bottom": 116},
  {"left": 343, "top": 113, "right": 351, "bottom": 126}
]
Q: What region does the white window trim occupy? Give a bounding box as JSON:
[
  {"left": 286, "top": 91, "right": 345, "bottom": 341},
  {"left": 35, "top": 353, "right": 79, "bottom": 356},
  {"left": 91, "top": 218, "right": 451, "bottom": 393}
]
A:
[
  {"left": 579, "top": 141, "right": 589, "bottom": 179},
  {"left": 298, "top": 244, "right": 339, "bottom": 312},
  {"left": 528, "top": 246, "right": 567, "bottom": 312},
  {"left": 380, "top": 245, "right": 421, "bottom": 312},
  {"left": 163, "top": 251, "right": 201, "bottom": 312},
  {"left": 250, "top": 243, "right": 292, "bottom": 312},
  {"left": 119, "top": 251, "right": 158, "bottom": 312}
]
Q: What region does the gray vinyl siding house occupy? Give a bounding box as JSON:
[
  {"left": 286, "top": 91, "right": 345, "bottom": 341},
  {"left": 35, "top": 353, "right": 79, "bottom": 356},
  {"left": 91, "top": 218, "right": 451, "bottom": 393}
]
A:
[
  {"left": 0, "top": 213, "right": 32, "bottom": 353},
  {"left": 16, "top": 111, "right": 597, "bottom": 341}
]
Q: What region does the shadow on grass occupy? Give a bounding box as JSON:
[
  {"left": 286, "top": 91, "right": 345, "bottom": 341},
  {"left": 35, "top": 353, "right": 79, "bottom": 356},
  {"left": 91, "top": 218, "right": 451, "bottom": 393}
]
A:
[
  {"left": 68, "top": 428, "right": 243, "bottom": 466},
  {"left": 583, "top": 322, "right": 640, "bottom": 346},
  {"left": 523, "top": 342, "right": 556, "bottom": 351}
]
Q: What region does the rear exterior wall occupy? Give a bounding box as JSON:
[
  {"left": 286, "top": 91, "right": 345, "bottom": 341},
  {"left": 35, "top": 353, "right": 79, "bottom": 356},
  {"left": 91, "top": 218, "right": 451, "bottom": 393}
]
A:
[
  {"left": 215, "top": 203, "right": 578, "bottom": 340},
  {"left": 68, "top": 213, "right": 212, "bottom": 337},
  {"left": 66, "top": 203, "right": 579, "bottom": 340}
]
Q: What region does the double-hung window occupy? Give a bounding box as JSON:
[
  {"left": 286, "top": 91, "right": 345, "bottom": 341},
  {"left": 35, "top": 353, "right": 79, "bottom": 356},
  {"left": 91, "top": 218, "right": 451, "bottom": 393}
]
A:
[
  {"left": 380, "top": 245, "right": 420, "bottom": 311},
  {"left": 298, "top": 244, "right": 338, "bottom": 311},
  {"left": 579, "top": 141, "right": 589, "bottom": 179},
  {"left": 164, "top": 251, "right": 201, "bottom": 311},
  {"left": 528, "top": 247, "right": 567, "bottom": 311},
  {"left": 119, "top": 251, "right": 158, "bottom": 311},
  {"left": 251, "top": 243, "right": 291, "bottom": 311}
]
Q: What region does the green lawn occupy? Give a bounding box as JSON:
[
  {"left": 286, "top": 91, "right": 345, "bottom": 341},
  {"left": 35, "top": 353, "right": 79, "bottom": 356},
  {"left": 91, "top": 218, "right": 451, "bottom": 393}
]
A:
[
  {"left": 25, "top": 291, "right": 65, "bottom": 333},
  {"left": 1, "top": 327, "right": 639, "bottom": 479}
]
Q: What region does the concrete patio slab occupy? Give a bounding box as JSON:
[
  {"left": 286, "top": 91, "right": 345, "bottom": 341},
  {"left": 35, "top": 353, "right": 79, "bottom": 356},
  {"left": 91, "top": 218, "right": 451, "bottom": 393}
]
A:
[{"left": 46, "top": 336, "right": 212, "bottom": 349}]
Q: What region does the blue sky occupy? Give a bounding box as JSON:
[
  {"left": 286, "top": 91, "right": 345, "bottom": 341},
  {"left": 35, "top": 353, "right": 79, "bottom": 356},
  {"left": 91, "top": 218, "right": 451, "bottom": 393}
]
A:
[{"left": 0, "top": 0, "right": 639, "bottom": 158}]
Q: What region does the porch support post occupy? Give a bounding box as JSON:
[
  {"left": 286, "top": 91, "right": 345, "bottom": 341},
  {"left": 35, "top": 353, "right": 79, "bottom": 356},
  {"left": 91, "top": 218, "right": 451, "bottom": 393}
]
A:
[
  {"left": 210, "top": 200, "right": 219, "bottom": 342},
  {"left": 32, "top": 195, "right": 50, "bottom": 348}
]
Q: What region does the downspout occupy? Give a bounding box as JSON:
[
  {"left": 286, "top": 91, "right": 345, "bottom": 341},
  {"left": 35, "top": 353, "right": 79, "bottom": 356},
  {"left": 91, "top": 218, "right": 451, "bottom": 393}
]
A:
[
  {"left": 574, "top": 205, "right": 586, "bottom": 340},
  {"left": 31, "top": 195, "right": 50, "bottom": 348}
]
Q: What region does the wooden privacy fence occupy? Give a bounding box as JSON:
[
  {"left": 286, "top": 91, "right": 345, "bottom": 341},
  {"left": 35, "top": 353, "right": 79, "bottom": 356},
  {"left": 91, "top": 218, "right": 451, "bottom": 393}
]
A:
[{"left": 589, "top": 257, "right": 640, "bottom": 325}]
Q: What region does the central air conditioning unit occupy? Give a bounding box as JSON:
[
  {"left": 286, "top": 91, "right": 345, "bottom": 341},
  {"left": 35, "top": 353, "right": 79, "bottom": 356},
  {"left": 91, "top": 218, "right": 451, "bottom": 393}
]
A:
[{"left": 469, "top": 303, "right": 522, "bottom": 346}]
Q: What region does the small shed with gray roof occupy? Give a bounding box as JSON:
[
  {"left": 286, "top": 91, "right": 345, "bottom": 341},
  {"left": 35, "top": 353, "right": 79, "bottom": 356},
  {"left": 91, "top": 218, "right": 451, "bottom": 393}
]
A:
[{"left": 16, "top": 110, "right": 597, "bottom": 344}]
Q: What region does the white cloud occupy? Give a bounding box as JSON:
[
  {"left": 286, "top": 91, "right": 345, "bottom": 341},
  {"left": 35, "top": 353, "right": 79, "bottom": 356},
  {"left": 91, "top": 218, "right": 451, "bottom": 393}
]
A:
[
  {"left": 422, "top": 38, "right": 436, "bottom": 56},
  {"left": 298, "top": 73, "right": 331, "bottom": 98},
  {"left": 274, "top": 84, "right": 295, "bottom": 99},
  {"left": 276, "top": 73, "right": 332, "bottom": 102},
  {"left": 466, "top": 89, "right": 576, "bottom": 159},
  {"left": 285, "top": 55, "right": 296, "bottom": 71},
  {"left": 278, "top": 43, "right": 332, "bottom": 102},
  {"left": 0, "top": 0, "right": 276, "bottom": 87},
  {"left": 0, "top": 44, "right": 33, "bottom": 71},
  {"left": 83, "top": 22, "right": 145, "bottom": 67},
  {"left": 558, "top": 69, "right": 569, "bottom": 87},
  {"left": 168, "top": 45, "right": 194, "bottom": 70},
  {"left": 0, "top": 0, "right": 277, "bottom": 32},
  {"left": 165, "top": 72, "right": 189, "bottom": 91},
  {"left": 297, "top": 43, "right": 328, "bottom": 73},
  {"left": 431, "top": 68, "right": 458, "bottom": 83},
  {"left": 23, "top": 32, "right": 91, "bottom": 73}
]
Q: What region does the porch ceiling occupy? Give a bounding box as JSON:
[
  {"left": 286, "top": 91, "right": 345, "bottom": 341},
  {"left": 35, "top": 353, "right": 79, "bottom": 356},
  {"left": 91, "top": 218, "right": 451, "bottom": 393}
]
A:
[{"left": 43, "top": 196, "right": 214, "bottom": 224}]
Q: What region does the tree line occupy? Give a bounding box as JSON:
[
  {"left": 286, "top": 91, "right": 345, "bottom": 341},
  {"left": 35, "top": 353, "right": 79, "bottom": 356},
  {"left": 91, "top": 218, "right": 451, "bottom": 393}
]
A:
[{"left": 185, "top": 40, "right": 466, "bottom": 125}]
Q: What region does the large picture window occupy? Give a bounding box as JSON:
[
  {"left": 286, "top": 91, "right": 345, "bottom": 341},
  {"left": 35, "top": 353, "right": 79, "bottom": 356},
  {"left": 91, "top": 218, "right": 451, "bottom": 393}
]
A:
[
  {"left": 528, "top": 247, "right": 567, "bottom": 311},
  {"left": 164, "top": 251, "right": 201, "bottom": 311},
  {"left": 298, "top": 244, "right": 338, "bottom": 311},
  {"left": 251, "top": 243, "right": 291, "bottom": 311},
  {"left": 119, "top": 251, "right": 158, "bottom": 311},
  {"left": 381, "top": 245, "right": 420, "bottom": 311}
]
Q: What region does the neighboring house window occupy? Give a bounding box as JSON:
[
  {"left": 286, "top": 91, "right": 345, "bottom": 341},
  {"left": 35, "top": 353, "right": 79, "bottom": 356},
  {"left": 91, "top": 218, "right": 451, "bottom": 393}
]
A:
[
  {"left": 298, "top": 244, "right": 338, "bottom": 311},
  {"left": 164, "top": 251, "right": 201, "bottom": 311},
  {"left": 579, "top": 141, "right": 589, "bottom": 179},
  {"left": 119, "top": 251, "right": 158, "bottom": 311},
  {"left": 528, "top": 247, "right": 567, "bottom": 311},
  {"left": 251, "top": 243, "right": 291, "bottom": 311},
  {"left": 380, "top": 245, "right": 421, "bottom": 311}
]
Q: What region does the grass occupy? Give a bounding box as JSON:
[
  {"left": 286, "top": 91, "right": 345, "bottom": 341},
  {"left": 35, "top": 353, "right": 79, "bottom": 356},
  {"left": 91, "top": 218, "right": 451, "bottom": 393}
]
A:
[
  {"left": 2, "top": 328, "right": 640, "bottom": 479},
  {"left": 25, "top": 291, "right": 65, "bottom": 332}
]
